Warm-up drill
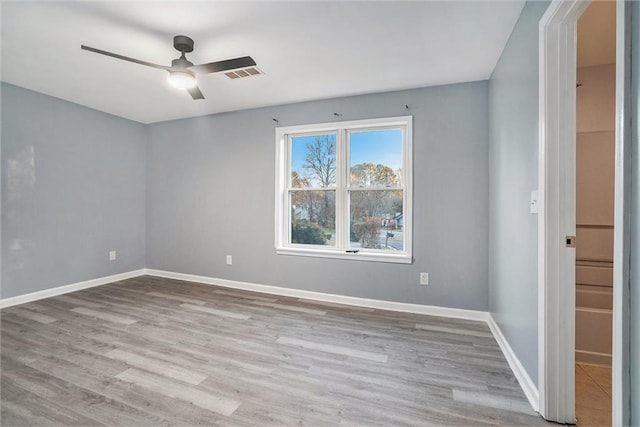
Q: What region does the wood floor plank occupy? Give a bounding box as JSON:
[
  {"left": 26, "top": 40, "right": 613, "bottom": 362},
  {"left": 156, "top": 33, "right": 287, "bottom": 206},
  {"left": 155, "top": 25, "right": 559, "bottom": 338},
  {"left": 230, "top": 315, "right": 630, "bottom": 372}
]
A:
[
  {"left": 19, "top": 302, "right": 53, "bottom": 312},
  {"left": 452, "top": 388, "right": 538, "bottom": 415},
  {"left": 53, "top": 294, "right": 106, "bottom": 309},
  {"left": 3, "top": 331, "right": 128, "bottom": 377},
  {"left": 276, "top": 336, "right": 389, "bottom": 363},
  {"left": 1, "top": 376, "right": 105, "bottom": 426},
  {"left": 70, "top": 307, "right": 137, "bottom": 325},
  {"left": 250, "top": 300, "right": 328, "bottom": 315},
  {"left": 1, "top": 275, "right": 549, "bottom": 426},
  {"left": 415, "top": 322, "right": 494, "bottom": 338},
  {"left": 296, "top": 298, "right": 376, "bottom": 312},
  {"left": 147, "top": 290, "right": 207, "bottom": 305},
  {"left": 104, "top": 348, "right": 207, "bottom": 385},
  {"left": 22, "top": 353, "right": 226, "bottom": 425},
  {"left": 2, "top": 362, "right": 170, "bottom": 427},
  {"left": 116, "top": 368, "right": 241, "bottom": 416},
  {"left": 213, "top": 288, "right": 279, "bottom": 302},
  {"left": 9, "top": 307, "right": 57, "bottom": 324},
  {"left": 179, "top": 302, "right": 251, "bottom": 320}
]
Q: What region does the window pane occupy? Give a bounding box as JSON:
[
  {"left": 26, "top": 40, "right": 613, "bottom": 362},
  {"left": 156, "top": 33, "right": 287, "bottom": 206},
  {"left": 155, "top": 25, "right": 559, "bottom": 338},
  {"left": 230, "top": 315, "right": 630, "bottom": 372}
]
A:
[
  {"left": 350, "top": 129, "right": 403, "bottom": 187},
  {"left": 290, "top": 190, "right": 336, "bottom": 246},
  {"left": 291, "top": 134, "right": 336, "bottom": 188},
  {"left": 350, "top": 190, "right": 403, "bottom": 250}
]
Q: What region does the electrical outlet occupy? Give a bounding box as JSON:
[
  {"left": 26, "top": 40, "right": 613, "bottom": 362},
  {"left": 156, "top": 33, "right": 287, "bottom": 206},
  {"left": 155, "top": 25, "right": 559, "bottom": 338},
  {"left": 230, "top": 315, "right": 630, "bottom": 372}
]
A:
[
  {"left": 419, "top": 272, "right": 429, "bottom": 285},
  {"left": 109, "top": 250, "right": 116, "bottom": 261},
  {"left": 226, "top": 255, "right": 232, "bottom": 265}
]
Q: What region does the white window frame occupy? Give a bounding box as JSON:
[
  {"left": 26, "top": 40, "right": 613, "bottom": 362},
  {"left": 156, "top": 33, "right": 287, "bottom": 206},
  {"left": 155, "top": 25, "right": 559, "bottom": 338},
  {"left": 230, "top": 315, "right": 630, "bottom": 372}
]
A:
[{"left": 275, "top": 116, "right": 413, "bottom": 264}]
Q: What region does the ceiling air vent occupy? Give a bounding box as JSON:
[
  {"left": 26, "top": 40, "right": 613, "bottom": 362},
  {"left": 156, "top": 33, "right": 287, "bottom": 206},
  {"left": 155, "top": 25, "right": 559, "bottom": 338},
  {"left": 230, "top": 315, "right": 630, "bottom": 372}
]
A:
[{"left": 224, "top": 67, "right": 263, "bottom": 79}]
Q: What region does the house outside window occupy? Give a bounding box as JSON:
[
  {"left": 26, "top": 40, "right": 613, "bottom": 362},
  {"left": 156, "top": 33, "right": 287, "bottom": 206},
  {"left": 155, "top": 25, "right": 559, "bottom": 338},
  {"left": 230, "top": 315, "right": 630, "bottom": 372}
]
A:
[{"left": 275, "top": 116, "right": 413, "bottom": 263}]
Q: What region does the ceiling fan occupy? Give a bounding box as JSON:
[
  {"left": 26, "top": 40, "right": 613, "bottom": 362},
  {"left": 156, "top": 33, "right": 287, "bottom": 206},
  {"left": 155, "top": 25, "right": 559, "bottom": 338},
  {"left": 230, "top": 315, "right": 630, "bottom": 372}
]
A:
[{"left": 81, "top": 35, "right": 256, "bottom": 100}]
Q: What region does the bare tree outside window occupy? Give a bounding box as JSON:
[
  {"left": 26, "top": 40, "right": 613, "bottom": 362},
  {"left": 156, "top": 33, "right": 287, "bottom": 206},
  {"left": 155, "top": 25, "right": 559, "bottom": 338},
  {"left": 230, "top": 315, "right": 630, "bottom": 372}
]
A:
[
  {"left": 302, "top": 136, "right": 336, "bottom": 229},
  {"left": 302, "top": 135, "right": 336, "bottom": 188}
]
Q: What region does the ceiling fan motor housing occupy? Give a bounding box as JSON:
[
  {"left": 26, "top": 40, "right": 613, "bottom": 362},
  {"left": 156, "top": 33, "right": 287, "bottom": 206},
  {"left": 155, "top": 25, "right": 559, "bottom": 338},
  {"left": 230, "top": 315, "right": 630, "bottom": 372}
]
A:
[
  {"left": 173, "top": 35, "right": 194, "bottom": 53},
  {"left": 171, "top": 57, "right": 194, "bottom": 70}
]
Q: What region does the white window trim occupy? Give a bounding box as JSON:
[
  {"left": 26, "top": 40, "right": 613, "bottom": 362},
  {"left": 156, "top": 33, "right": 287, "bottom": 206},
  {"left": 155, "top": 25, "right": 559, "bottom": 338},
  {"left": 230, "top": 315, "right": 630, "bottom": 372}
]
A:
[{"left": 275, "top": 116, "right": 413, "bottom": 264}]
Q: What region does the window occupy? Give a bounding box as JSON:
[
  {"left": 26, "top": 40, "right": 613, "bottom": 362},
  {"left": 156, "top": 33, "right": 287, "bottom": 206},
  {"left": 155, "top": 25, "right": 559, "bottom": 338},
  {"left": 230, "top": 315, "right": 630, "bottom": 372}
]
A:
[{"left": 275, "top": 116, "right": 412, "bottom": 263}]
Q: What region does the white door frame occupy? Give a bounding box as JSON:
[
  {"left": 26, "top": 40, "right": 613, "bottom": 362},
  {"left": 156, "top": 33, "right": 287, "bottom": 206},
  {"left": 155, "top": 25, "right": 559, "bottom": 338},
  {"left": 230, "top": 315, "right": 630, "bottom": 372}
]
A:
[
  {"left": 537, "top": 1, "right": 586, "bottom": 422},
  {"left": 537, "top": 0, "right": 632, "bottom": 424},
  {"left": 611, "top": 1, "right": 632, "bottom": 425}
]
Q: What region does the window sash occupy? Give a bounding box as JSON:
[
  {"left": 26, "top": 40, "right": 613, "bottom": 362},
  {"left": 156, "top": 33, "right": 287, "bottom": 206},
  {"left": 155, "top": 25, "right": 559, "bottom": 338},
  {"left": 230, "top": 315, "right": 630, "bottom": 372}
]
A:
[
  {"left": 288, "top": 189, "right": 336, "bottom": 247},
  {"left": 288, "top": 131, "right": 337, "bottom": 189},
  {"left": 348, "top": 189, "right": 405, "bottom": 253}
]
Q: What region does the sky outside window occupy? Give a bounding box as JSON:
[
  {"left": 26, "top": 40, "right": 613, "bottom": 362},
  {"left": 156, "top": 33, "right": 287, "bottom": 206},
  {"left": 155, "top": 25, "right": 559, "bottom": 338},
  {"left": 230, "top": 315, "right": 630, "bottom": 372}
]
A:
[
  {"left": 290, "top": 129, "right": 402, "bottom": 179},
  {"left": 349, "top": 129, "right": 403, "bottom": 173}
]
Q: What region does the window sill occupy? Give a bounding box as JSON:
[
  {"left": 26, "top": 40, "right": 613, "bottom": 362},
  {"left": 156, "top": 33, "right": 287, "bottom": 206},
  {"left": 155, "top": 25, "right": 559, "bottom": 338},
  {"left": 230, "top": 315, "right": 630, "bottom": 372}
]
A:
[{"left": 276, "top": 247, "right": 413, "bottom": 264}]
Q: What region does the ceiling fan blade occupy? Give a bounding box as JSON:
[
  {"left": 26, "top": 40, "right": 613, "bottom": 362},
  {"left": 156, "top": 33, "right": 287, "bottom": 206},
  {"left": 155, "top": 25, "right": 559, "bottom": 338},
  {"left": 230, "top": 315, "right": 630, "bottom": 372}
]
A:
[
  {"left": 81, "top": 45, "right": 170, "bottom": 71},
  {"left": 190, "top": 56, "right": 256, "bottom": 74},
  {"left": 187, "top": 85, "right": 205, "bottom": 100}
]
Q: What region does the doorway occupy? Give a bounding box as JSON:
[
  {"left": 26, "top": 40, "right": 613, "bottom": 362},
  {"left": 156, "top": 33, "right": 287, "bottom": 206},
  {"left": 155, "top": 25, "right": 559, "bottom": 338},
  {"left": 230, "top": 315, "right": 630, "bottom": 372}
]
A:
[
  {"left": 574, "top": 2, "right": 616, "bottom": 425},
  {"left": 538, "top": 0, "right": 632, "bottom": 425}
]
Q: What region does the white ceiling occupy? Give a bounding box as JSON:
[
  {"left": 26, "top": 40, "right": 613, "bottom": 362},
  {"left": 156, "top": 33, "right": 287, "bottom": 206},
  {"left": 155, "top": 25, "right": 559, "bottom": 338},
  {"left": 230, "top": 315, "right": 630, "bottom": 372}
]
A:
[{"left": 1, "top": 1, "right": 526, "bottom": 124}]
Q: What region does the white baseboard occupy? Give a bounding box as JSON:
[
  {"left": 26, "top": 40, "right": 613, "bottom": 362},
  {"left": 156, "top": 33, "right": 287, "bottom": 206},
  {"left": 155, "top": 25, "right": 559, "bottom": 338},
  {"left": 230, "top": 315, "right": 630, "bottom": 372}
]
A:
[
  {"left": 487, "top": 314, "right": 540, "bottom": 412},
  {"left": 0, "top": 269, "right": 146, "bottom": 309},
  {"left": 144, "top": 269, "right": 490, "bottom": 322}
]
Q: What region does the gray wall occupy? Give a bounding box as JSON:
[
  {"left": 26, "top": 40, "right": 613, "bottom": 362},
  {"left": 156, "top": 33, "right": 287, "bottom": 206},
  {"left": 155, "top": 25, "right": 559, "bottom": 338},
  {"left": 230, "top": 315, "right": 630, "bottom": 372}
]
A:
[
  {"left": 1, "top": 83, "right": 147, "bottom": 299},
  {"left": 630, "top": 1, "right": 639, "bottom": 424},
  {"left": 2, "top": 79, "right": 490, "bottom": 310},
  {"left": 146, "top": 82, "right": 490, "bottom": 310},
  {"left": 488, "top": 1, "right": 549, "bottom": 382}
]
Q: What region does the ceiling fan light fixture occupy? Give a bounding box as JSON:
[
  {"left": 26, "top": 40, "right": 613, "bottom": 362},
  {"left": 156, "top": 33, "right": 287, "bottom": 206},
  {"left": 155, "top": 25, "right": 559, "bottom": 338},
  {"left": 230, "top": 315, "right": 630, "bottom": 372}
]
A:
[{"left": 167, "top": 70, "right": 196, "bottom": 89}]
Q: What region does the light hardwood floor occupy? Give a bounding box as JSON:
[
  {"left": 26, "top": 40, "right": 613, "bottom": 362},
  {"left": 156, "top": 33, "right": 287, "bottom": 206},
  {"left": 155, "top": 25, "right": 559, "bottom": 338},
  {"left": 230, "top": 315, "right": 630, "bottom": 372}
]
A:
[
  {"left": 1, "top": 276, "right": 550, "bottom": 426},
  {"left": 575, "top": 363, "right": 612, "bottom": 426}
]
